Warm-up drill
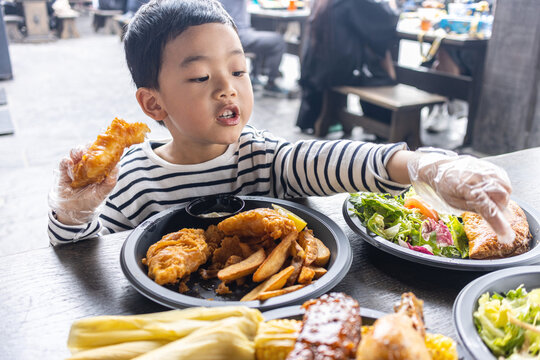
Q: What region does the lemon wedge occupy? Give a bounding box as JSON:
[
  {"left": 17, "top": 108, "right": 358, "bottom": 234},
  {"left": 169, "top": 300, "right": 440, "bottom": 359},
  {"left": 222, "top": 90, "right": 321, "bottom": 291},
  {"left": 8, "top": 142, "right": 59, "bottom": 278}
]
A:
[{"left": 271, "top": 204, "right": 307, "bottom": 232}]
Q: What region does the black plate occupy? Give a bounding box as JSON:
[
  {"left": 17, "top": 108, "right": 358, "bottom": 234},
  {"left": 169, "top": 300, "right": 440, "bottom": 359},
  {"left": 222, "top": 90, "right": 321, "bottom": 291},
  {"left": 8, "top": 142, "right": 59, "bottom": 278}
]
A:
[
  {"left": 343, "top": 195, "right": 540, "bottom": 271},
  {"left": 263, "top": 305, "right": 465, "bottom": 359},
  {"left": 453, "top": 265, "right": 540, "bottom": 360},
  {"left": 121, "top": 196, "right": 353, "bottom": 310}
]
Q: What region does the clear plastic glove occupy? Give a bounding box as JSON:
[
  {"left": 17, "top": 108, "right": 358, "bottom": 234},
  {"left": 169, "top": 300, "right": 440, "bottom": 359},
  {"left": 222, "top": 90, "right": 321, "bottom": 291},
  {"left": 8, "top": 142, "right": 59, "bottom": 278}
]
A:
[
  {"left": 407, "top": 150, "right": 515, "bottom": 245},
  {"left": 49, "top": 146, "right": 118, "bottom": 225}
]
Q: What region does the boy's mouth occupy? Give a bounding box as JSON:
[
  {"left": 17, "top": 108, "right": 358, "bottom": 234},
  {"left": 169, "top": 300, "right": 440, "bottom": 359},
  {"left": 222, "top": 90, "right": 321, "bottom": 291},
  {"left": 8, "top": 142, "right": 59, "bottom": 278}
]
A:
[{"left": 217, "top": 105, "right": 240, "bottom": 126}]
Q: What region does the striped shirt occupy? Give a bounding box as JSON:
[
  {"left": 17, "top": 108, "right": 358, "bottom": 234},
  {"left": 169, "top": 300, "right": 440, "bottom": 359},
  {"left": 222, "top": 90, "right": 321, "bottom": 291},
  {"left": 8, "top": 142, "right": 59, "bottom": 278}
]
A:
[{"left": 48, "top": 125, "right": 409, "bottom": 245}]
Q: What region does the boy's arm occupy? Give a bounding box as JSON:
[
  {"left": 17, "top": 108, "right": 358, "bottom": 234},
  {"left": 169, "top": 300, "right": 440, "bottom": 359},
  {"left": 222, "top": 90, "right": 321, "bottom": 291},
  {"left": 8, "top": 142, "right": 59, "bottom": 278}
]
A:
[
  {"left": 48, "top": 200, "right": 132, "bottom": 245},
  {"left": 385, "top": 149, "right": 415, "bottom": 184},
  {"left": 269, "top": 136, "right": 410, "bottom": 197}
]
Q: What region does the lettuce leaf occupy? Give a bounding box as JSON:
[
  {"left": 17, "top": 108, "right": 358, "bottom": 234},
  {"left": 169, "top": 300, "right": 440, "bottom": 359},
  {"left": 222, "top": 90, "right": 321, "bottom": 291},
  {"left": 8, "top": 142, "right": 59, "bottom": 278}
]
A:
[
  {"left": 350, "top": 192, "right": 466, "bottom": 258},
  {"left": 445, "top": 215, "right": 469, "bottom": 258},
  {"left": 474, "top": 286, "right": 540, "bottom": 358}
]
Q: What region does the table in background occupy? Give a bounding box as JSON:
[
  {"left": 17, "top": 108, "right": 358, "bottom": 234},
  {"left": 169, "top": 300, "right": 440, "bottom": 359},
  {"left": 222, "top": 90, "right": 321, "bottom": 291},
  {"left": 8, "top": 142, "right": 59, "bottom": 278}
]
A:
[
  {"left": 393, "top": 29, "right": 489, "bottom": 146},
  {"left": 248, "top": 5, "right": 310, "bottom": 57},
  {"left": 1, "top": 147, "right": 539, "bottom": 358}
]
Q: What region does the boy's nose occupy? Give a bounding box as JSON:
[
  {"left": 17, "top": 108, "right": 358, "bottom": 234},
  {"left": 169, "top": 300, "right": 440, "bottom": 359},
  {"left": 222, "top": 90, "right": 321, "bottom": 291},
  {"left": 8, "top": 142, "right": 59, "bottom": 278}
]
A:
[{"left": 214, "top": 78, "right": 237, "bottom": 99}]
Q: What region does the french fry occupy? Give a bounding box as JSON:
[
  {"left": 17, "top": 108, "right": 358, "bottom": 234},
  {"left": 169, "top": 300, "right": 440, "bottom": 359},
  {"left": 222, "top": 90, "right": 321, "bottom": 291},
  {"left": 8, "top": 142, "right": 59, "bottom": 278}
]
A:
[
  {"left": 308, "top": 266, "right": 327, "bottom": 279},
  {"left": 313, "top": 238, "right": 330, "bottom": 267},
  {"left": 289, "top": 239, "right": 305, "bottom": 257},
  {"left": 255, "top": 284, "right": 306, "bottom": 301},
  {"left": 285, "top": 255, "right": 304, "bottom": 287},
  {"left": 241, "top": 266, "right": 295, "bottom": 301},
  {"left": 297, "top": 266, "right": 316, "bottom": 284},
  {"left": 286, "top": 241, "right": 305, "bottom": 287},
  {"left": 218, "top": 248, "right": 266, "bottom": 281},
  {"left": 298, "top": 229, "right": 318, "bottom": 266},
  {"left": 253, "top": 232, "right": 296, "bottom": 282}
]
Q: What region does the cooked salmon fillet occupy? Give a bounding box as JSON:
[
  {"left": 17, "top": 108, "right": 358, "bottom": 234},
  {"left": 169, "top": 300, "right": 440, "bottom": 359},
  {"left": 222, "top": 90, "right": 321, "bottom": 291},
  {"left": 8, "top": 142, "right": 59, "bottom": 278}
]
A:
[
  {"left": 71, "top": 117, "right": 150, "bottom": 188},
  {"left": 463, "top": 200, "right": 532, "bottom": 259}
]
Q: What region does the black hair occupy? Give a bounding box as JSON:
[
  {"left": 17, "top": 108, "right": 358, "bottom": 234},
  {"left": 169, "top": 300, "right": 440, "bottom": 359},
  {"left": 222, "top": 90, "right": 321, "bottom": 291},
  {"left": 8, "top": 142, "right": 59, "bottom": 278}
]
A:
[{"left": 124, "top": 0, "right": 237, "bottom": 89}]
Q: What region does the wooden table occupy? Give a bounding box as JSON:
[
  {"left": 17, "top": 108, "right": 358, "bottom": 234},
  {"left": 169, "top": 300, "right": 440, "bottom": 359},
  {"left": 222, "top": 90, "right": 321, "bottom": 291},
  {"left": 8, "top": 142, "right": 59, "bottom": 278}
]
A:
[
  {"left": 18, "top": 0, "right": 56, "bottom": 42},
  {"left": 393, "top": 29, "right": 489, "bottom": 146},
  {"left": 248, "top": 5, "right": 310, "bottom": 57},
  {"left": 1, "top": 147, "right": 539, "bottom": 358}
]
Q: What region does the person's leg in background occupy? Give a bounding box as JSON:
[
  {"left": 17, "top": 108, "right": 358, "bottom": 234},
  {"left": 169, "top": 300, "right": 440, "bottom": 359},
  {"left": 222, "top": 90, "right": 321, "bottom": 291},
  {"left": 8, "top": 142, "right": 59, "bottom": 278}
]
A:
[
  {"left": 296, "top": 85, "right": 324, "bottom": 134},
  {"left": 238, "top": 28, "right": 287, "bottom": 94},
  {"left": 424, "top": 47, "right": 468, "bottom": 133}
]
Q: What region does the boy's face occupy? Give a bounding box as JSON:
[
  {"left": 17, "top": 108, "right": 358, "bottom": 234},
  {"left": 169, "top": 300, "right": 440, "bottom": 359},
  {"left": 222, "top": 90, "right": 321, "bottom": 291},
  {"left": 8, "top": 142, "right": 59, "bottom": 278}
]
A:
[{"left": 156, "top": 23, "right": 253, "bottom": 148}]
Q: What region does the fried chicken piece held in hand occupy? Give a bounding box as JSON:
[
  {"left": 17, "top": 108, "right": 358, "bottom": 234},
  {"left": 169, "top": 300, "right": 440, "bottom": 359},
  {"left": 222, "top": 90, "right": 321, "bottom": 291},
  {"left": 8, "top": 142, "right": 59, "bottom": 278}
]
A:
[{"left": 71, "top": 117, "right": 150, "bottom": 188}]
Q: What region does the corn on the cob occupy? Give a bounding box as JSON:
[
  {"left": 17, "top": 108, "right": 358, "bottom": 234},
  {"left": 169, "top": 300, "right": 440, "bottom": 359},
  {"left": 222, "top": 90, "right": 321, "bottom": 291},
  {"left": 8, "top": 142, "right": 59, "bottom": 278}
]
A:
[
  {"left": 424, "top": 333, "right": 458, "bottom": 360},
  {"left": 134, "top": 315, "right": 261, "bottom": 360},
  {"left": 68, "top": 306, "right": 262, "bottom": 353},
  {"left": 255, "top": 319, "right": 302, "bottom": 360},
  {"left": 361, "top": 325, "right": 373, "bottom": 338}
]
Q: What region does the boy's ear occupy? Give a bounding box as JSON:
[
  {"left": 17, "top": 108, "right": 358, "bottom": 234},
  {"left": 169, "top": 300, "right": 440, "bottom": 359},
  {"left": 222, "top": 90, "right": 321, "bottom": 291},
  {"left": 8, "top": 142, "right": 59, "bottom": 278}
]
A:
[{"left": 136, "top": 87, "right": 168, "bottom": 122}]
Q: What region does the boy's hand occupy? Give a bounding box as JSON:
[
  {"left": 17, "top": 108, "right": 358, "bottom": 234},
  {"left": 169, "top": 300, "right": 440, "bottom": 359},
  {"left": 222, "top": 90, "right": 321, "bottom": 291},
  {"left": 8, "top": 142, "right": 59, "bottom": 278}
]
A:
[
  {"left": 49, "top": 147, "right": 118, "bottom": 225},
  {"left": 408, "top": 152, "right": 515, "bottom": 244}
]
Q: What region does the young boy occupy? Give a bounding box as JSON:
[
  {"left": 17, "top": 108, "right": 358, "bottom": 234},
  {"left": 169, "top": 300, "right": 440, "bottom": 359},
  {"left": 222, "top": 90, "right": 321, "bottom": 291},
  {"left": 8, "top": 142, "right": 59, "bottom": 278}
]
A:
[{"left": 48, "top": 0, "right": 513, "bottom": 244}]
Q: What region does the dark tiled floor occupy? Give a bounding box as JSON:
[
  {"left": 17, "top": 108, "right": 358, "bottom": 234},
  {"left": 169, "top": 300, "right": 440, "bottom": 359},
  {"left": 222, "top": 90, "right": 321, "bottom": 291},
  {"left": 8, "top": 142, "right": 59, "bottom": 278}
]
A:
[{"left": 0, "top": 14, "right": 469, "bottom": 256}]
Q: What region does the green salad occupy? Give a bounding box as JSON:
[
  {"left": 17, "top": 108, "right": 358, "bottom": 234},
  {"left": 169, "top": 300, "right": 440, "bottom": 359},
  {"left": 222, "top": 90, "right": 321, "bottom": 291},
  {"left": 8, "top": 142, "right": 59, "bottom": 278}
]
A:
[
  {"left": 474, "top": 285, "right": 540, "bottom": 359},
  {"left": 349, "top": 191, "right": 469, "bottom": 258}
]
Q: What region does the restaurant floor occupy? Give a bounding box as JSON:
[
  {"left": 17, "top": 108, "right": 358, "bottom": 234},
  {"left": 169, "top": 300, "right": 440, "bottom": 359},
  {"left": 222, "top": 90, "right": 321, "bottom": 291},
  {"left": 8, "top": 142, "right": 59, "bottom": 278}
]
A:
[{"left": 0, "top": 14, "right": 473, "bottom": 257}]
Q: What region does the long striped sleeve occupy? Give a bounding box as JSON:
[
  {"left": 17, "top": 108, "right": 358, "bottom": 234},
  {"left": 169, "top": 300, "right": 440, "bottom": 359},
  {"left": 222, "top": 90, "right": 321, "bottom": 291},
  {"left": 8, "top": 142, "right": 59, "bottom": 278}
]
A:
[{"left": 47, "top": 125, "right": 409, "bottom": 245}]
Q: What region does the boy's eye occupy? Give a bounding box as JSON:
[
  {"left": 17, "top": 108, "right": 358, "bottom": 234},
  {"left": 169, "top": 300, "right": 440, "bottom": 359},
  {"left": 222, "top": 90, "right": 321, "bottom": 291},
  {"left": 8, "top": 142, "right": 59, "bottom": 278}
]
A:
[
  {"left": 233, "top": 71, "right": 246, "bottom": 77},
  {"left": 190, "top": 76, "right": 209, "bottom": 83}
]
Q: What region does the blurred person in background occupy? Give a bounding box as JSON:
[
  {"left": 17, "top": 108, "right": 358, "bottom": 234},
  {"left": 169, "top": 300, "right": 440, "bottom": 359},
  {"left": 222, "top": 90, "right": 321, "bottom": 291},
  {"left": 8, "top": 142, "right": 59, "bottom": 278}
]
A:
[
  {"left": 219, "top": 0, "right": 288, "bottom": 95},
  {"left": 421, "top": 0, "right": 494, "bottom": 133},
  {"left": 97, "top": 0, "right": 125, "bottom": 10},
  {"left": 296, "top": 0, "right": 400, "bottom": 135},
  {"left": 123, "top": 0, "right": 149, "bottom": 17}
]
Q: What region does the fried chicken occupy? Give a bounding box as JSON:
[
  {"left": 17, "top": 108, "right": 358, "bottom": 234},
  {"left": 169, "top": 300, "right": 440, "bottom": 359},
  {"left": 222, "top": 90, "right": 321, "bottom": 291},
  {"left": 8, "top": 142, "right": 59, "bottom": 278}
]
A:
[
  {"left": 357, "top": 293, "right": 431, "bottom": 360},
  {"left": 218, "top": 208, "right": 296, "bottom": 240},
  {"left": 71, "top": 117, "right": 150, "bottom": 188},
  {"left": 204, "top": 225, "right": 225, "bottom": 255},
  {"left": 142, "top": 228, "right": 210, "bottom": 285},
  {"left": 357, "top": 314, "right": 431, "bottom": 360},
  {"left": 394, "top": 292, "right": 426, "bottom": 337},
  {"left": 463, "top": 200, "right": 532, "bottom": 259}
]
